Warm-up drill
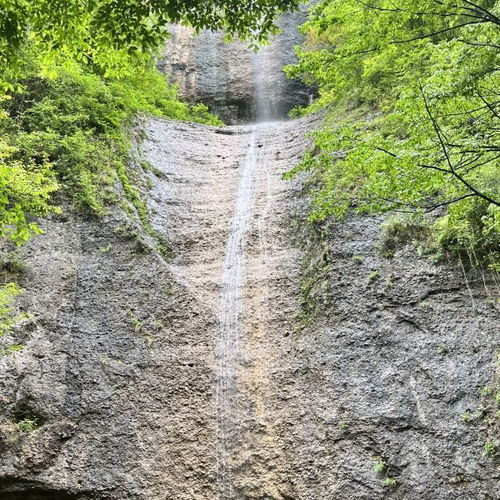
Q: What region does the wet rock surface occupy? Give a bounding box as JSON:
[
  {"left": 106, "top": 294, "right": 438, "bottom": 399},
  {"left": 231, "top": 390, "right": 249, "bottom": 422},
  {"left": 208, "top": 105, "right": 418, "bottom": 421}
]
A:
[
  {"left": 161, "top": 9, "right": 314, "bottom": 124},
  {"left": 0, "top": 113, "right": 497, "bottom": 499},
  {"left": 0, "top": 115, "right": 319, "bottom": 499}
]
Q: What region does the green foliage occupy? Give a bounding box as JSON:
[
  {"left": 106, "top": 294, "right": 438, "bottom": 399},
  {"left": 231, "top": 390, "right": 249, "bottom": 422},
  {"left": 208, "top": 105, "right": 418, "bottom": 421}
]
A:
[
  {"left": 484, "top": 439, "right": 497, "bottom": 456},
  {"left": 0, "top": 105, "right": 59, "bottom": 243},
  {"left": 0, "top": 251, "right": 26, "bottom": 275},
  {"left": 374, "top": 458, "right": 387, "bottom": 473},
  {"left": 0, "top": 343, "right": 23, "bottom": 356},
  {"left": 286, "top": 0, "right": 500, "bottom": 268},
  {"left": 0, "top": 0, "right": 299, "bottom": 85},
  {"left": 383, "top": 477, "right": 398, "bottom": 488},
  {"left": 378, "top": 215, "right": 433, "bottom": 258},
  {"left": 15, "top": 418, "right": 39, "bottom": 432},
  {"left": 0, "top": 282, "right": 23, "bottom": 336},
  {"left": 0, "top": 48, "right": 221, "bottom": 244},
  {"left": 461, "top": 410, "right": 475, "bottom": 422}
]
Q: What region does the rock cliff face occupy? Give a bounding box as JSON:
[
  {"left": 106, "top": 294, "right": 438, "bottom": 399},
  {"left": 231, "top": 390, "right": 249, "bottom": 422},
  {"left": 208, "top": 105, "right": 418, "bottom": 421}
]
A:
[
  {"left": 0, "top": 6, "right": 498, "bottom": 500},
  {"left": 161, "top": 8, "right": 314, "bottom": 124}
]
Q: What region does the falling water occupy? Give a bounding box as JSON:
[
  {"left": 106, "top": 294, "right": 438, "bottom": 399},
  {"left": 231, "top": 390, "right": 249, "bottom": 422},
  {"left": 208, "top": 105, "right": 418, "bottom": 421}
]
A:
[
  {"left": 215, "top": 22, "right": 282, "bottom": 499},
  {"left": 216, "top": 127, "right": 258, "bottom": 497}
]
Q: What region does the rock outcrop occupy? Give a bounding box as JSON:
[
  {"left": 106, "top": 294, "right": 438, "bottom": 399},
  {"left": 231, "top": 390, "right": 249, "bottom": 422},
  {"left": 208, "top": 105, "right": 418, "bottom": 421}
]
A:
[{"left": 161, "top": 9, "right": 314, "bottom": 124}]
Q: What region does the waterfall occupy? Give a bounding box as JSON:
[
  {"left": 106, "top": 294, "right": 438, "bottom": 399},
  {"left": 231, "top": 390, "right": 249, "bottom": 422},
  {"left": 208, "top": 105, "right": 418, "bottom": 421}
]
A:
[
  {"left": 205, "top": 8, "right": 306, "bottom": 496},
  {"left": 216, "top": 126, "right": 257, "bottom": 497},
  {"left": 216, "top": 37, "right": 278, "bottom": 496},
  {"left": 252, "top": 44, "right": 274, "bottom": 123}
]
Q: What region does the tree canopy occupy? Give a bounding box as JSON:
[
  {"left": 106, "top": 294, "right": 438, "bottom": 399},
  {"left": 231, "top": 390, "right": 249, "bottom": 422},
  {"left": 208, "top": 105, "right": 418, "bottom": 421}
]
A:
[
  {"left": 286, "top": 0, "right": 500, "bottom": 267},
  {"left": 0, "top": 0, "right": 299, "bottom": 84}
]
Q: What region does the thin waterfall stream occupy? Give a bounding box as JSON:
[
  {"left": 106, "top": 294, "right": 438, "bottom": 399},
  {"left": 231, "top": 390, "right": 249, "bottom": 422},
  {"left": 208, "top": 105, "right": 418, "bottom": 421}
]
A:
[
  {"left": 216, "top": 126, "right": 258, "bottom": 497},
  {"left": 216, "top": 39, "right": 278, "bottom": 497}
]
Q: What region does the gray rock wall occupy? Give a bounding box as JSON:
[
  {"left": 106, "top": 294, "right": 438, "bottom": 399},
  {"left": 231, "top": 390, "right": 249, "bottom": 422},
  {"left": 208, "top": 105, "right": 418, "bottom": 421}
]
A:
[
  {"left": 160, "top": 9, "right": 314, "bottom": 124},
  {"left": 0, "top": 113, "right": 497, "bottom": 499},
  {"left": 0, "top": 3, "right": 498, "bottom": 498}
]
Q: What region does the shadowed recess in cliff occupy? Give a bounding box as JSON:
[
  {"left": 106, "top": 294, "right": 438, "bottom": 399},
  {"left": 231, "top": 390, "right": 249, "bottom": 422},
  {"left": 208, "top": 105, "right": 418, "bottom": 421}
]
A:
[
  {"left": 0, "top": 492, "right": 81, "bottom": 500},
  {"left": 0, "top": 479, "right": 86, "bottom": 500}
]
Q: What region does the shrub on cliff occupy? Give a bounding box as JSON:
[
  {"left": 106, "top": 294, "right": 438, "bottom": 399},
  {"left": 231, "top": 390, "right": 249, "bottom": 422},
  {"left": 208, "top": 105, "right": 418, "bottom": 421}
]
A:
[
  {"left": 0, "top": 0, "right": 300, "bottom": 244},
  {"left": 0, "top": 50, "right": 221, "bottom": 242}
]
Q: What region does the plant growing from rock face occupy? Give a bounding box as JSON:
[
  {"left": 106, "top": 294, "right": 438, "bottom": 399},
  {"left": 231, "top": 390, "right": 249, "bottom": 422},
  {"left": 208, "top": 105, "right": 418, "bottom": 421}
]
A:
[
  {"left": 15, "top": 418, "right": 39, "bottom": 432},
  {"left": 0, "top": 343, "right": 23, "bottom": 356},
  {"left": 0, "top": 251, "right": 25, "bottom": 275},
  {"left": 378, "top": 216, "right": 433, "bottom": 258},
  {"left": 374, "top": 457, "right": 387, "bottom": 473},
  {"left": 0, "top": 134, "right": 59, "bottom": 244},
  {"left": 484, "top": 440, "right": 497, "bottom": 456},
  {"left": 438, "top": 345, "right": 448, "bottom": 355},
  {"left": 0, "top": 283, "right": 23, "bottom": 336},
  {"left": 126, "top": 310, "right": 143, "bottom": 333},
  {"left": 383, "top": 477, "right": 397, "bottom": 488},
  {"left": 461, "top": 410, "right": 474, "bottom": 423}
]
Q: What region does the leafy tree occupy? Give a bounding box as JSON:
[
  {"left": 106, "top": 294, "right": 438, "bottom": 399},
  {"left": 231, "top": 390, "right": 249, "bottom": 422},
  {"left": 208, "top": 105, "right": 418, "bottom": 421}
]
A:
[
  {"left": 0, "top": 96, "right": 59, "bottom": 243},
  {"left": 0, "top": 0, "right": 299, "bottom": 85},
  {"left": 0, "top": 0, "right": 298, "bottom": 244},
  {"left": 286, "top": 0, "right": 500, "bottom": 267}
]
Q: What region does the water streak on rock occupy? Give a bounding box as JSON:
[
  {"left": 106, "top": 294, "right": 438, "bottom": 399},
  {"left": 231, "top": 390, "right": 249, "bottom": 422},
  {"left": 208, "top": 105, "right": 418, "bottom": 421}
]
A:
[{"left": 216, "top": 125, "right": 257, "bottom": 497}]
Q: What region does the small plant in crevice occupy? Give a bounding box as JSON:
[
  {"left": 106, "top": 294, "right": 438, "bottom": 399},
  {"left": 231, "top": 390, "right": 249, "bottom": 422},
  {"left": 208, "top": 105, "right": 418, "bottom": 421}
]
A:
[
  {"left": 437, "top": 344, "right": 448, "bottom": 355},
  {"left": 153, "top": 319, "right": 165, "bottom": 331},
  {"left": 374, "top": 457, "right": 387, "bottom": 473},
  {"left": 126, "top": 309, "right": 143, "bottom": 333},
  {"left": 0, "top": 343, "right": 23, "bottom": 356},
  {"left": 98, "top": 244, "right": 113, "bottom": 254},
  {"left": 126, "top": 309, "right": 156, "bottom": 348},
  {"left": 352, "top": 255, "right": 363, "bottom": 264},
  {"left": 0, "top": 282, "right": 25, "bottom": 336},
  {"left": 460, "top": 410, "right": 474, "bottom": 423},
  {"left": 368, "top": 270, "right": 380, "bottom": 282},
  {"left": 483, "top": 440, "right": 497, "bottom": 457},
  {"left": 480, "top": 386, "right": 493, "bottom": 397},
  {"left": 384, "top": 275, "right": 394, "bottom": 289},
  {"left": 477, "top": 364, "right": 500, "bottom": 457},
  {"left": 382, "top": 477, "right": 398, "bottom": 488},
  {"left": 337, "top": 420, "right": 350, "bottom": 431},
  {"left": 15, "top": 418, "right": 39, "bottom": 432},
  {"left": 114, "top": 222, "right": 139, "bottom": 240},
  {"left": 296, "top": 246, "right": 332, "bottom": 329},
  {"left": 373, "top": 455, "right": 398, "bottom": 488}
]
